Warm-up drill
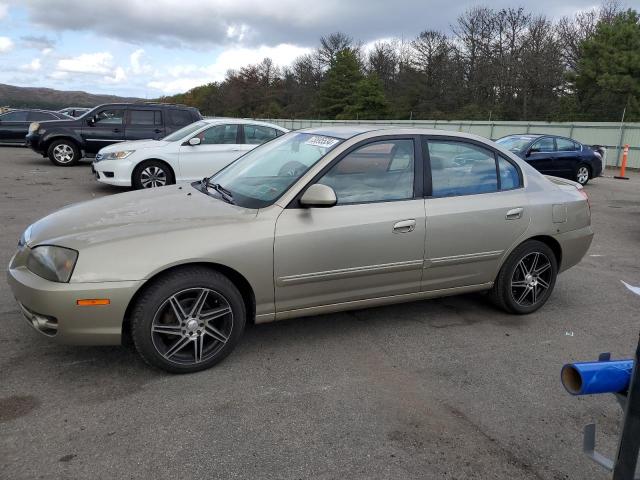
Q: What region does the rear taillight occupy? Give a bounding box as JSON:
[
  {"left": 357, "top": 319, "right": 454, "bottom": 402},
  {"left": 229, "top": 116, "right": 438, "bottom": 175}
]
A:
[{"left": 578, "top": 187, "right": 590, "bottom": 210}]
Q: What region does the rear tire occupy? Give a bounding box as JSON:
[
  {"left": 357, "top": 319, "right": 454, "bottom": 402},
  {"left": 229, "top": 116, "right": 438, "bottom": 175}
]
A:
[
  {"left": 131, "top": 267, "right": 246, "bottom": 373},
  {"left": 575, "top": 164, "right": 590, "bottom": 185},
  {"left": 48, "top": 139, "right": 80, "bottom": 166},
  {"left": 132, "top": 160, "right": 175, "bottom": 189},
  {"left": 490, "top": 240, "right": 558, "bottom": 314}
]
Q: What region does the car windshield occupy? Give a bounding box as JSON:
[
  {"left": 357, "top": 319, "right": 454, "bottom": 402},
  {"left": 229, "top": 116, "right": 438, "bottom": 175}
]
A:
[
  {"left": 163, "top": 121, "right": 207, "bottom": 142},
  {"left": 208, "top": 132, "right": 343, "bottom": 208},
  {"left": 496, "top": 135, "right": 538, "bottom": 152}
]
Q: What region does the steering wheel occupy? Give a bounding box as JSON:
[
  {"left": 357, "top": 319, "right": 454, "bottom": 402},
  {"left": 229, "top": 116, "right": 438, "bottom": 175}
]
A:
[{"left": 278, "top": 161, "right": 307, "bottom": 177}]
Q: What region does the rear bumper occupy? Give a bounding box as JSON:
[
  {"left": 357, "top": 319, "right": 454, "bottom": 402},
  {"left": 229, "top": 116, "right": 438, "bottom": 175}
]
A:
[
  {"left": 554, "top": 225, "right": 594, "bottom": 273},
  {"left": 7, "top": 265, "right": 141, "bottom": 345}
]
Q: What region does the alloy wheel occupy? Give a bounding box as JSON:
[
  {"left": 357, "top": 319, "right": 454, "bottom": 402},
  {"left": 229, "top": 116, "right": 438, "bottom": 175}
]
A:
[
  {"left": 576, "top": 166, "right": 589, "bottom": 185},
  {"left": 140, "top": 166, "right": 167, "bottom": 188},
  {"left": 53, "top": 144, "right": 74, "bottom": 164},
  {"left": 510, "top": 251, "right": 552, "bottom": 307},
  {"left": 150, "top": 288, "right": 233, "bottom": 366}
]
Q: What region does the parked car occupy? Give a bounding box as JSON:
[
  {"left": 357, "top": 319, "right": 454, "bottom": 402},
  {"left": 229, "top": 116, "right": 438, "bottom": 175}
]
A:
[
  {"left": 26, "top": 103, "right": 202, "bottom": 166},
  {"left": 8, "top": 127, "right": 593, "bottom": 373},
  {"left": 495, "top": 134, "right": 602, "bottom": 185},
  {"left": 58, "top": 107, "right": 91, "bottom": 118},
  {"left": 0, "top": 109, "right": 72, "bottom": 145},
  {"left": 92, "top": 119, "right": 288, "bottom": 189}
]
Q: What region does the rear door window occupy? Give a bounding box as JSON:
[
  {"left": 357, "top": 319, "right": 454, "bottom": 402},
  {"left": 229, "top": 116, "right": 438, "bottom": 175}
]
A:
[
  {"left": 244, "top": 125, "right": 279, "bottom": 144},
  {"left": 428, "top": 140, "right": 498, "bottom": 197},
  {"left": 497, "top": 156, "right": 521, "bottom": 190},
  {"left": 129, "top": 110, "right": 162, "bottom": 126},
  {"left": 556, "top": 138, "right": 577, "bottom": 152}
]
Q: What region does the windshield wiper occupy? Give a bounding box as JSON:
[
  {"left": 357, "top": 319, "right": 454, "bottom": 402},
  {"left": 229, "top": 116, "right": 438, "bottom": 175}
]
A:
[{"left": 201, "top": 177, "right": 234, "bottom": 204}]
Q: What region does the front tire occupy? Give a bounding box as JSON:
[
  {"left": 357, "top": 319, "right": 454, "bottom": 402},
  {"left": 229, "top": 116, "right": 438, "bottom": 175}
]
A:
[
  {"left": 575, "top": 164, "right": 590, "bottom": 185},
  {"left": 490, "top": 240, "right": 558, "bottom": 314},
  {"left": 131, "top": 267, "right": 246, "bottom": 373},
  {"left": 132, "top": 160, "right": 175, "bottom": 189},
  {"left": 48, "top": 139, "right": 80, "bottom": 166}
]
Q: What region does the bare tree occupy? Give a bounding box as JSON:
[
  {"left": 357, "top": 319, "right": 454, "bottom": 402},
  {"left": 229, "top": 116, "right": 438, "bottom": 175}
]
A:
[{"left": 317, "top": 32, "right": 354, "bottom": 67}]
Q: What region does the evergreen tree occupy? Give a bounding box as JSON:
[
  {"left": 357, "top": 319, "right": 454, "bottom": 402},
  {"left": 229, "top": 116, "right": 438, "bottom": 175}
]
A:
[
  {"left": 341, "top": 74, "right": 390, "bottom": 119},
  {"left": 574, "top": 10, "right": 640, "bottom": 121},
  {"left": 318, "top": 49, "right": 362, "bottom": 118}
]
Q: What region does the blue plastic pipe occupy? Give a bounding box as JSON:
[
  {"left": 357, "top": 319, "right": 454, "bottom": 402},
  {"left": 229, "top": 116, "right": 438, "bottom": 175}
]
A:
[{"left": 561, "top": 359, "right": 635, "bottom": 395}]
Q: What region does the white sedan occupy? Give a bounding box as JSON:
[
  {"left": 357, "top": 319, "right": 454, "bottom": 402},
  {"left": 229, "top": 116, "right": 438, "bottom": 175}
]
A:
[{"left": 92, "top": 119, "right": 288, "bottom": 189}]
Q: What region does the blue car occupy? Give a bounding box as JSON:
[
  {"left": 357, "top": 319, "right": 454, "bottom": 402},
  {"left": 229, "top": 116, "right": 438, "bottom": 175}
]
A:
[{"left": 495, "top": 134, "right": 603, "bottom": 185}]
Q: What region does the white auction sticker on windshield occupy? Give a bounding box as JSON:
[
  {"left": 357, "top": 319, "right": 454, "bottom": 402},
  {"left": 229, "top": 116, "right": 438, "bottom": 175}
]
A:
[{"left": 305, "top": 136, "right": 339, "bottom": 148}]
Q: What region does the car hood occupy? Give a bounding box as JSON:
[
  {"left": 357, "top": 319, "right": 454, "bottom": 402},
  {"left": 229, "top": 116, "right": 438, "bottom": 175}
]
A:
[
  {"left": 99, "top": 139, "right": 170, "bottom": 152},
  {"left": 27, "top": 185, "right": 257, "bottom": 251}
]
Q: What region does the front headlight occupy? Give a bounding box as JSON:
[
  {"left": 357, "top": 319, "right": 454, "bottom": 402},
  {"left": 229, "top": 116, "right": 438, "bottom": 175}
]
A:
[
  {"left": 28, "top": 122, "right": 40, "bottom": 133},
  {"left": 101, "top": 150, "right": 135, "bottom": 160},
  {"left": 18, "top": 225, "right": 32, "bottom": 247},
  {"left": 26, "top": 245, "right": 78, "bottom": 283}
]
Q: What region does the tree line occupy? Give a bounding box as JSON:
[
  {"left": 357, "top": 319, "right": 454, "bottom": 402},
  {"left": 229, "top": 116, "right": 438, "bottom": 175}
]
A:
[{"left": 164, "top": 3, "right": 640, "bottom": 122}]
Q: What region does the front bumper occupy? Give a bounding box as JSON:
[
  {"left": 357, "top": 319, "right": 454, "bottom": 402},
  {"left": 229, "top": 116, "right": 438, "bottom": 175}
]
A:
[
  {"left": 25, "top": 132, "right": 45, "bottom": 154},
  {"left": 7, "top": 264, "right": 142, "bottom": 345},
  {"left": 92, "top": 159, "right": 133, "bottom": 187}
]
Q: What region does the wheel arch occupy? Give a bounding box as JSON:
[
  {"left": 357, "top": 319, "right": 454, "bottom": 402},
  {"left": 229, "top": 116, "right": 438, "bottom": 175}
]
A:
[
  {"left": 132, "top": 158, "right": 177, "bottom": 185},
  {"left": 44, "top": 135, "right": 82, "bottom": 154},
  {"left": 524, "top": 235, "right": 562, "bottom": 269},
  {"left": 121, "top": 262, "right": 256, "bottom": 346}
]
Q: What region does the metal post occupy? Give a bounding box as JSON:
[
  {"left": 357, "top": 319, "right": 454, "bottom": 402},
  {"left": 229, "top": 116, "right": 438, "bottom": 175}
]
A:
[
  {"left": 612, "top": 332, "right": 640, "bottom": 480},
  {"left": 615, "top": 106, "right": 627, "bottom": 167}
]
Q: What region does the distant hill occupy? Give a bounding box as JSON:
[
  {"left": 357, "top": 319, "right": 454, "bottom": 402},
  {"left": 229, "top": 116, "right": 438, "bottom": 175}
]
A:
[{"left": 0, "top": 83, "right": 143, "bottom": 110}]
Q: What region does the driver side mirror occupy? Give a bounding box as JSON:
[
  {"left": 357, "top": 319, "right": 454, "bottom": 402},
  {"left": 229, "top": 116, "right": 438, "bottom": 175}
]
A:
[
  {"left": 526, "top": 148, "right": 539, "bottom": 156},
  {"left": 87, "top": 116, "right": 96, "bottom": 126},
  {"left": 188, "top": 137, "right": 201, "bottom": 146},
  {"left": 300, "top": 184, "right": 337, "bottom": 208}
]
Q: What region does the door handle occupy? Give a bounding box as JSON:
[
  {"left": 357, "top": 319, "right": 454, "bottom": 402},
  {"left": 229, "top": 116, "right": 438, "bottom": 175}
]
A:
[
  {"left": 153, "top": 129, "right": 162, "bottom": 134},
  {"left": 112, "top": 128, "right": 120, "bottom": 133},
  {"left": 393, "top": 219, "right": 416, "bottom": 233},
  {"left": 506, "top": 207, "right": 524, "bottom": 220}
]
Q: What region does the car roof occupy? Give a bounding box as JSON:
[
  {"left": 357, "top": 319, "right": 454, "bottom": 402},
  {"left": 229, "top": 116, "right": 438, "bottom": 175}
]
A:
[
  {"left": 297, "top": 125, "right": 397, "bottom": 139},
  {"left": 200, "top": 118, "right": 288, "bottom": 131},
  {"left": 91, "top": 102, "right": 199, "bottom": 110}
]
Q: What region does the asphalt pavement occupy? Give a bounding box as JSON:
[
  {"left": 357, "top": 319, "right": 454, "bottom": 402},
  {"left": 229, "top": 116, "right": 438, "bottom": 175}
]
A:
[{"left": 1, "top": 146, "right": 639, "bottom": 479}]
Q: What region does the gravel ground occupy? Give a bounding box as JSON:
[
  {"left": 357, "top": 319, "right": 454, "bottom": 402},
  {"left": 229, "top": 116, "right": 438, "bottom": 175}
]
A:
[{"left": 0, "top": 146, "right": 638, "bottom": 480}]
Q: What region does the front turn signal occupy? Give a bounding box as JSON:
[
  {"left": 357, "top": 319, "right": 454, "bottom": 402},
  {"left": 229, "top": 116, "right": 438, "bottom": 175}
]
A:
[{"left": 76, "top": 299, "right": 110, "bottom": 306}]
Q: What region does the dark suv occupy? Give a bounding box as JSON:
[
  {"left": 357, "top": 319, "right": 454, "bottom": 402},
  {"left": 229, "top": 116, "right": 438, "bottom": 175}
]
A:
[{"left": 26, "top": 103, "right": 202, "bottom": 166}]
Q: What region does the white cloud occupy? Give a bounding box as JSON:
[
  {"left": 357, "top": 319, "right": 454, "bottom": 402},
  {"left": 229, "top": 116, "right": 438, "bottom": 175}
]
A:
[
  {"left": 57, "top": 52, "right": 114, "bottom": 75},
  {"left": 0, "top": 36, "right": 14, "bottom": 53},
  {"left": 0, "top": 4, "right": 8, "bottom": 20},
  {"left": 147, "top": 43, "right": 311, "bottom": 94},
  {"left": 20, "top": 58, "right": 41, "bottom": 71},
  {"left": 41, "top": 47, "right": 52, "bottom": 56},
  {"left": 130, "top": 48, "right": 151, "bottom": 75},
  {"left": 48, "top": 71, "right": 69, "bottom": 80},
  {"left": 104, "top": 66, "right": 127, "bottom": 84}
]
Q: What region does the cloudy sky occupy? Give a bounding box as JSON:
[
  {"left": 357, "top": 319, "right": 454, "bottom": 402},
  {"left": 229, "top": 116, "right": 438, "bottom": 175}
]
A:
[{"left": 0, "top": 0, "right": 607, "bottom": 98}]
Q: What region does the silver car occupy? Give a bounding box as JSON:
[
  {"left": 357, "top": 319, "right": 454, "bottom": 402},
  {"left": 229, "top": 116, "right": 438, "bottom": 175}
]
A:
[{"left": 7, "top": 127, "right": 593, "bottom": 373}]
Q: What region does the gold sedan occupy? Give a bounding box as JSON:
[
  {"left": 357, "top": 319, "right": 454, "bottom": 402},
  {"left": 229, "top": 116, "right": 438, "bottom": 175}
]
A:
[{"left": 7, "top": 127, "right": 593, "bottom": 373}]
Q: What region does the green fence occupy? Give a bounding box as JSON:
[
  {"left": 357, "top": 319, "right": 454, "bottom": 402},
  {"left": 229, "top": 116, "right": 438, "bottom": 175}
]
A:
[{"left": 254, "top": 119, "right": 640, "bottom": 169}]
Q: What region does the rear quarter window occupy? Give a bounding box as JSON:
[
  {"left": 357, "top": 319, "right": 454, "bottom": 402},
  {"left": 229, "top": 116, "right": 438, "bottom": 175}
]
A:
[{"left": 169, "top": 110, "right": 194, "bottom": 127}]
